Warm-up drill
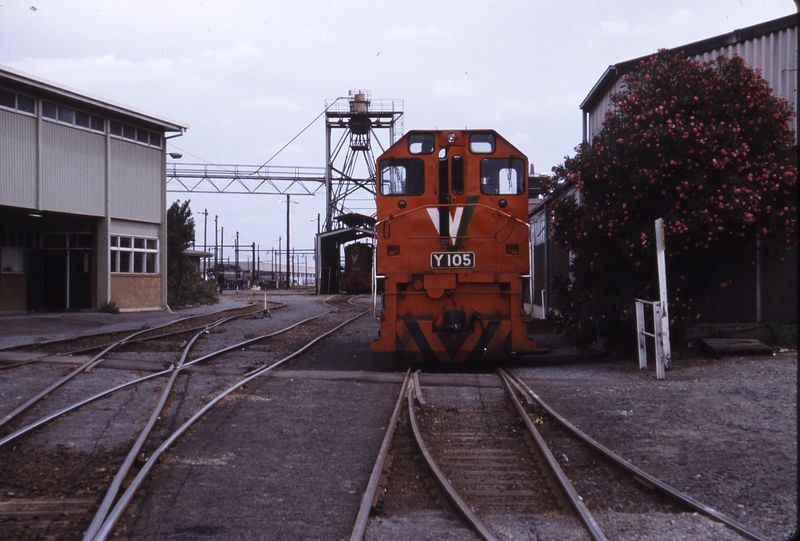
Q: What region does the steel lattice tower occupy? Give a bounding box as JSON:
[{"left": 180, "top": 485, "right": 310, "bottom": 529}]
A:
[{"left": 324, "top": 90, "right": 404, "bottom": 231}]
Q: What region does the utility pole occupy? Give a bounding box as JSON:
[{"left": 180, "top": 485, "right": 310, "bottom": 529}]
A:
[
  {"left": 235, "top": 231, "right": 240, "bottom": 285},
  {"left": 214, "top": 215, "right": 219, "bottom": 276},
  {"left": 278, "top": 236, "right": 282, "bottom": 288},
  {"left": 202, "top": 208, "right": 208, "bottom": 277},
  {"left": 286, "top": 195, "right": 291, "bottom": 290}
]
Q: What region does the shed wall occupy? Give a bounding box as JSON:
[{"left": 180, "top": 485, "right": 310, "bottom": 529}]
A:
[
  {"left": 690, "top": 25, "right": 797, "bottom": 136},
  {"left": 109, "top": 218, "right": 159, "bottom": 237},
  {"left": 587, "top": 77, "right": 624, "bottom": 141},
  {"left": 0, "top": 109, "right": 37, "bottom": 208},
  {"left": 40, "top": 121, "right": 106, "bottom": 215},
  {"left": 587, "top": 24, "right": 798, "bottom": 139},
  {"left": 109, "top": 139, "right": 162, "bottom": 223}
]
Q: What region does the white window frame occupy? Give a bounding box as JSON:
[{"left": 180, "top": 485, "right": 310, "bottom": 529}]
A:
[{"left": 111, "top": 235, "right": 159, "bottom": 274}]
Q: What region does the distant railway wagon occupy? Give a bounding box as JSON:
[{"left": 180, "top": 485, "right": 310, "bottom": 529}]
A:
[
  {"left": 371, "top": 130, "right": 537, "bottom": 362},
  {"left": 339, "top": 243, "right": 373, "bottom": 294}
]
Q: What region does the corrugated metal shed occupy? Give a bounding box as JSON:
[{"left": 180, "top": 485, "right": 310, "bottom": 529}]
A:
[
  {"left": 581, "top": 14, "right": 798, "bottom": 141},
  {"left": 531, "top": 14, "right": 798, "bottom": 326},
  {"left": 1, "top": 63, "right": 188, "bottom": 311}
]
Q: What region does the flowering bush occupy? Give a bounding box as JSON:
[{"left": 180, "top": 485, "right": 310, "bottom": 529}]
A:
[{"left": 547, "top": 50, "right": 797, "bottom": 353}]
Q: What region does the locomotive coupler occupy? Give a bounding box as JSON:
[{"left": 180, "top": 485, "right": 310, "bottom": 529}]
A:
[{"left": 442, "top": 309, "right": 467, "bottom": 332}]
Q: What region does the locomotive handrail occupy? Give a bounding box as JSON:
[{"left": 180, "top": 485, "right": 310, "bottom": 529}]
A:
[
  {"left": 526, "top": 221, "right": 534, "bottom": 318},
  {"left": 372, "top": 239, "right": 384, "bottom": 319},
  {"left": 493, "top": 213, "right": 517, "bottom": 242},
  {"left": 374, "top": 202, "right": 531, "bottom": 229}
]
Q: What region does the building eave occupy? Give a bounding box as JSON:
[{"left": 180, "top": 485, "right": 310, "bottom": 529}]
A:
[{"left": 0, "top": 63, "right": 189, "bottom": 133}]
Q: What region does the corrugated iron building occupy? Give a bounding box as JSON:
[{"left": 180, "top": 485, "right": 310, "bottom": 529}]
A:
[
  {"left": 531, "top": 14, "right": 798, "bottom": 325},
  {"left": 0, "top": 65, "right": 187, "bottom": 311},
  {"left": 579, "top": 14, "right": 798, "bottom": 143}
]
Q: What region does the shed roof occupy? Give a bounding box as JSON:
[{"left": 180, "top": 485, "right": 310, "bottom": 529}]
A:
[
  {"left": 580, "top": 13, "right": 798, "bottom": 112},
  {"left": 0, "top": 63, "right": 188, "bottom": 132}
]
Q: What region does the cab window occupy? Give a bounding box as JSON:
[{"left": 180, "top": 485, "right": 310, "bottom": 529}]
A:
[
  {"left": 469, "top": 133, "right": 496, "bottom": 154},
  {"left": 479, "top": 157, "right": 526, "bottom": 195},
  {"left": 379, "top": 158, "right": 425, "bottom": 195},
  {"left": 408, "top": 133, "right": 435, "bottom": 155}
]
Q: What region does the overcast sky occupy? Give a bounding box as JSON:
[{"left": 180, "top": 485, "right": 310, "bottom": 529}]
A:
[{"left": 2, "top": 0, "right": 796, "bottom": 262}]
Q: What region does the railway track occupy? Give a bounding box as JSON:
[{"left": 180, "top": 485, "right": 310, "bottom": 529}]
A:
[
  {"left": 354, "top": 368, "right": 770, "bottom": 541},
  {"left": 0, "top": 300, "right": 277, "bottom": 358},
  {"left": 0, "top": 295, "right": 368, "bottom": 541},
  {"left": 0, "top": 301, "right": 281, "bottom": 430}
]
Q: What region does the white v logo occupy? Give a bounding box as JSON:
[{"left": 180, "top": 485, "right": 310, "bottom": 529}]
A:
[{"left": 427, "top": 207, "right": 464, "bottom": 245}]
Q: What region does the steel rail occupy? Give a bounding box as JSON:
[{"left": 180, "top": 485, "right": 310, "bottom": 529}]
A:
[
  {"left": 0, "top": 301, "right": 266, "bottom": 352},
  {"left": 502, "top": 368, "right": 769, "bottom": 541},
  {"left": 88, "top": 307, "right": 369, "bottom": 541},
  {"left": 406, "top": 374, "right": 499, "bottom": 541},
  {"left": 0, "top": 319, "right": 179, "bottom": 430},
  {"left": 120, "top": 302, "right": 287, "bottom": 344},
  {"left": 67, "top": 303, "right": 280, "bottom": 360},
  {"left": 496, "top": 369, "right": 608, "bottom": 541},
  {"left": 0, "top": 303, "right": 273, "bottom": 429},
  {"left": 82, "top": 325, "right": 208, "bottom": 540},
  {"left": 0, "top": 368, "right": 172, "bottom": 449},
  {"left": 0, "top": 304, "right": 336, "bottom": 450},
  {"left": 350, "top": 368, "right": 412, "bottom": 541}
]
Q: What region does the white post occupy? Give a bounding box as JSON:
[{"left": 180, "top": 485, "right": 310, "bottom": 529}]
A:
[
  {"left": 636, "top": 300, "right": 647, "bottom": 369},
  {"left": 655, "top": 219, "right": 671, "bottom": 370},
  {"left": 654, "top": 301, "right": 665, "bottom": 380}
]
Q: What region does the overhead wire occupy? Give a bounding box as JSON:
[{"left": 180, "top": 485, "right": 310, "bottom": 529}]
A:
[
  {"left": 167, "top": 96, "right": 347, "bottom": 172},
  {"left": 253, "top": 96, "right": 346, "bottom": 174}
]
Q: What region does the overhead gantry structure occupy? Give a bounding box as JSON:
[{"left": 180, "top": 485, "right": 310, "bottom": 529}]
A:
[
  {"left": 166, "top": 163, "right": 326, "bottom": 196},
  {"left": 318, "top": 90, "right": 404, "bottom": 293},
  {"left": 165, "top": 90, "right": 404, "bottom": 294},
  {"left": 323, "top": 90, "right": 404, "bottom": 231}
]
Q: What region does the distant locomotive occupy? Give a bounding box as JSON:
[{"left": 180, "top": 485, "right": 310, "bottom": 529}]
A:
[
  {"left": 207, "top": 263, "right": 247, "bottom": 290},
  {"left": 339, "top": 243, "right": 373, "bottom": 294},
  {"left": 370, "top": 130, "right": 536, "bottom": 362}
]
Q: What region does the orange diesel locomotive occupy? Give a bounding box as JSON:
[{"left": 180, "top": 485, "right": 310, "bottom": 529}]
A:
[{"left": 371, "top": 130, "right": 537, "bottom": 362}]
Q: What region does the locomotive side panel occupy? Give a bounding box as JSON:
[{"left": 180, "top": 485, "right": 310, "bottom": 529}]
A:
[{"left": 371, "top": 130, "right": 536, "bottom": 362}]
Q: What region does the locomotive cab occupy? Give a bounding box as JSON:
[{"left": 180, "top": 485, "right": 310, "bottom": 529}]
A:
[{"left": 371, "top": 130, "right": 536, "bottom": 363}]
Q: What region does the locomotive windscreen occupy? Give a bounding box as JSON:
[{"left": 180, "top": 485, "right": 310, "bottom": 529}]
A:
[{"left": 379, "top": 158, "right": 424, "bottom": 195}]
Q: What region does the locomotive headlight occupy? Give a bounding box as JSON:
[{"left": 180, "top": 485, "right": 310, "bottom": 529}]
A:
[
  {"left": 446, "top": 132, "right": 457, "bottom": 144},
  {"left": 398, "top": 199, "right": 407, "bottom": 209},
  {"left": 499, "top": 199, "right": 508, "bottom": 208}
]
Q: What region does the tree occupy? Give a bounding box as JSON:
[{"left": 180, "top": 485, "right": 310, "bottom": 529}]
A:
[
  {"left": 546, "top": 50, "right": 797, "bottom": 353},
  {"left": 167, "top": 200, "right": 218, "bottom": 307}
]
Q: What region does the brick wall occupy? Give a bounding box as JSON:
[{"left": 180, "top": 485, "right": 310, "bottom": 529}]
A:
[
  {"left": 0, "top": 274, "right": 28, "bottom": 311},
  {"left": 110, "top": 274, "right": 162, "bottom": 310}
]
